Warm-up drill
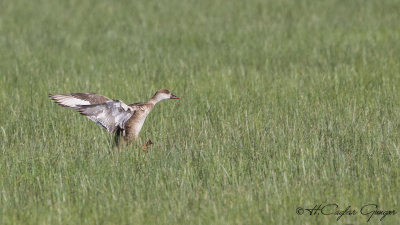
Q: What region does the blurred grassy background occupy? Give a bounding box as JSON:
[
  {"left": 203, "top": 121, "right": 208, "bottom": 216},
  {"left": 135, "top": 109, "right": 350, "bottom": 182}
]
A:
[{"left": 0, "top": 0, "right": 399, "bottom": 224}]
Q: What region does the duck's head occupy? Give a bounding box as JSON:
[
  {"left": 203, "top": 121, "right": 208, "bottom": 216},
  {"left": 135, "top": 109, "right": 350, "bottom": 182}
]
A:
[{"left": 152, "top": 89, "right": 180, "bottom": 102}]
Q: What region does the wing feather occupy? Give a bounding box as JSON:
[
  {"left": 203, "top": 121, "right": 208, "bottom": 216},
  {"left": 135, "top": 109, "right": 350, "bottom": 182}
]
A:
[
  {"left": 76, "top": 101, "right": 135, "bottom": 133},
  {"left": 49, "top": 93, "right": 134, "bottom": 133},
  {"left": 49, "top": 93, "right": 111, "bottom": 108}
]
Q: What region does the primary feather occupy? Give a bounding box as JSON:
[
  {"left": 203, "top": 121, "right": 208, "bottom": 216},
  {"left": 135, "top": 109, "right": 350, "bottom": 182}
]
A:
[{"left": 49, "top": 93, "right": 111, "bottom": 108}]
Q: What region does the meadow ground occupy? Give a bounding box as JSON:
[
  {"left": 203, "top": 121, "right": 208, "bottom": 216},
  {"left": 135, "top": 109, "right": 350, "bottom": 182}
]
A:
[{"left": 1, "top": 0, "right": 400, "bottom": 224}]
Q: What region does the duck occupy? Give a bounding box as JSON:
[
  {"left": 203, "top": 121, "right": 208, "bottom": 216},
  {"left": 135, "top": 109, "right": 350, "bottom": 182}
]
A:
[{"left": 49, "top": 89, "right": 180, "bottom": 147}]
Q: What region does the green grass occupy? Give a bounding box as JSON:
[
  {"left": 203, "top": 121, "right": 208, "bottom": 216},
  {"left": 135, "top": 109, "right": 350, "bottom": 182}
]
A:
[{"left": 1, "top": 0, "right": 400, "bottom": 224}]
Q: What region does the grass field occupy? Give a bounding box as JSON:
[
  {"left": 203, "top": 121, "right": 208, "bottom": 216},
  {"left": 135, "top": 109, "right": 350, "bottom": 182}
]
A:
[{"left": 1, "top": 0, "right": 400, "bottom": 224}]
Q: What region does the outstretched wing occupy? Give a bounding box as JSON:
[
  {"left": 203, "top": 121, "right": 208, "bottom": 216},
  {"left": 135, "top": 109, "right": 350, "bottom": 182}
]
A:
[
  {"left": 49, "top": 93, "right": 111, "bottom": 108},
  {"left": 75, "top": 101, "right": 135, "bottom": 133},
  {"left": 49, "top": 93, "right": 134, "bottom": 133}
]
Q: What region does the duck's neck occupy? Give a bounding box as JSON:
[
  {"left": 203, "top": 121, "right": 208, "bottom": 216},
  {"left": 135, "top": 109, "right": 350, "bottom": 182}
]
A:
[{"left": 148, "top": 94, "right": 165, "bottom": 105}]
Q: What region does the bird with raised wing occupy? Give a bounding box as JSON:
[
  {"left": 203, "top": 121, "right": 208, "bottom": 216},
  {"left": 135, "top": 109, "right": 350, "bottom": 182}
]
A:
[{"left": 49, "top": 89, "right": 180, "bottom": 147}]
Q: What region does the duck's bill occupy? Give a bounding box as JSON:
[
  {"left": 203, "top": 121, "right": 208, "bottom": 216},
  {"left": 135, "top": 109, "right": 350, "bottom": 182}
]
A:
[{"left": 170, "top": 94, "right": 180, "bottom": 99}]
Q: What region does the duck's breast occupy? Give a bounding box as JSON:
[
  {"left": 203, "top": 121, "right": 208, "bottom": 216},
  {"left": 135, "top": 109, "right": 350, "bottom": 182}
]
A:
[{"left": 124, "top": 104, "right": 154, "bottom": 139}]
